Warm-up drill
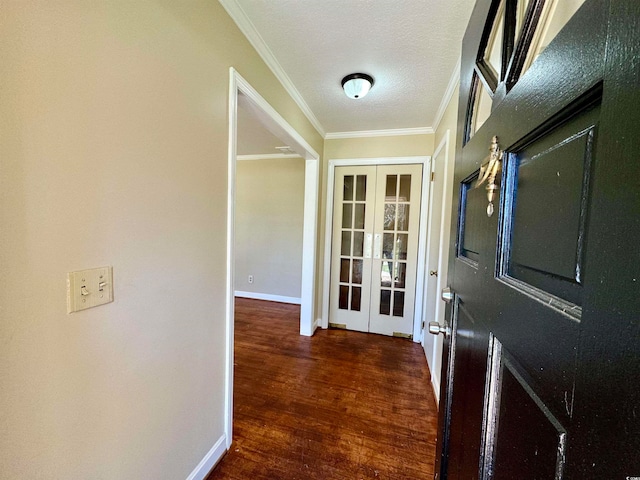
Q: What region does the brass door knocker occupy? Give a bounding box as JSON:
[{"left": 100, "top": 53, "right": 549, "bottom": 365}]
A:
[{"left": 476, "top": 136, "right": 503, "bottom": 217}]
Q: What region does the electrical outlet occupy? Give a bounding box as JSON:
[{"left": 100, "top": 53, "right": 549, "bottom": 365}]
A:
[{"left": 248, "top": 275, "right": 254, "bottom": 284}]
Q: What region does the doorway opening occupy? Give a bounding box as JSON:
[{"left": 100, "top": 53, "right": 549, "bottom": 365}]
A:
[{"left": 225, "top": 68, "right": 320, "bottom": 447}]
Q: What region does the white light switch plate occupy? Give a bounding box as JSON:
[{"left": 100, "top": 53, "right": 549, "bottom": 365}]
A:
[{"left": 67, "top": 266, "right": 113, "bottom": 313}]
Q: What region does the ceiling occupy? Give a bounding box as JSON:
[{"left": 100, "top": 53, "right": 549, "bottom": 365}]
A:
[
  {"left": 220, "top": 0, "right": 476, "bottom": 138},
  {"left": 236, "top": 95, "right": 287, "bottom": 156}
]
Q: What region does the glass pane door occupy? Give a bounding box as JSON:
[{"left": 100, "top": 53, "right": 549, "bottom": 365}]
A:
[
  {"left": 329, "top": 164, "right": 422, "bottom": 337},
  {"left": 369, "top": 164, "right": 423, "bottom": 337},
  {"left": 329, "top": 166, "right": 376, "bottom": 333}
]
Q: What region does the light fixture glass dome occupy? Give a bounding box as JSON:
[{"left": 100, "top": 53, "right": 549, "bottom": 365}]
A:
[{"left": 341, "top": 73, "right": 374, "bottom": 99}]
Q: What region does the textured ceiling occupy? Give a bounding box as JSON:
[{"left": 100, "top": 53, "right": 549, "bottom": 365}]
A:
[{"left": 222, "top": 0, "right": 476, "bottom": 135}]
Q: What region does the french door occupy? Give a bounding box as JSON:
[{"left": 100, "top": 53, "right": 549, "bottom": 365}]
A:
[{"left": 329, "top": 164, "right": 422, "bottom": 337}]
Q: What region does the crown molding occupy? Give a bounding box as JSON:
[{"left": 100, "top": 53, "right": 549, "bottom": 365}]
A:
[
  {"left": 236, "top": 153, "right": 302, "bottom": 161},
  {"left": 432, "top": 58, "right": 461, "bottom": 133},
  {"left": 325, "top": 126, "right": 435, "bottom": 140},
  {"left": 219, "top": 0, "right": 326, "bottom": 138}
]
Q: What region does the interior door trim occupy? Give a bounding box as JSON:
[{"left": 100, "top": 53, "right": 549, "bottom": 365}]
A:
[
  {"left": 321, "top": 156, "right": 432, "bottom": 342},
  {"left": 226, "top": 68, "right": 321, "bottom": 449}
]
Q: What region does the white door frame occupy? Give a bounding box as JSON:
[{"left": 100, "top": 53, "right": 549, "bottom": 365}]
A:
[
  {"left": 321, "top": 156, "right": 432, "bottom": 342},
  {"left": 226, "top": 68, "right": 320, "bottom": 448},
  {"left": 420, "top": 131, "right": 453, "bottom": 402}
]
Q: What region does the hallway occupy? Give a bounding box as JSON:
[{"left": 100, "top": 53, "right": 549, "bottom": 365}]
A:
[{"left": 207, "top": 298, "right": 438, "bottom": 479}]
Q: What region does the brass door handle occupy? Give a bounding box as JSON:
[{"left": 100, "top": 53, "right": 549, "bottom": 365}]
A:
[{"left": 429, "top": 270, "right": 438, "bottom": 277}]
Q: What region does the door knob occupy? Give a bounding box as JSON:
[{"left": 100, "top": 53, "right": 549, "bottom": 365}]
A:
[
  {"left": 429, "top": 270, "right": 438, "bottom": 276},
  {"left": 429, "top": 321, "right": 447, "bottom": 335},
  {"left": 441, "top": 287, "right": 454, "bottom": 303}
]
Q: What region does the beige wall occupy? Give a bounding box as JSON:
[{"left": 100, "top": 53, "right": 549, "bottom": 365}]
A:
[
  {"left": 0, "top": 1, "right": 322, "bottom": 479},
  {"left": 235, "top": 158, "right": 304, "bottom": 299},
  {"left": 323, "top": 134, "right": 434, "bottom": 160}
]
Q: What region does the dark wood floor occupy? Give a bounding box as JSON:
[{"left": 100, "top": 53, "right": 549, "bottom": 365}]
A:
[{"left": 207, "top": 298, "right": 438, "bottom": 480}]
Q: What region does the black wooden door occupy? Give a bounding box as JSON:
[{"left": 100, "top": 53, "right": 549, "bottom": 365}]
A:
[{"left": 434, "top": 1, "right": 640, "bottom": 478}]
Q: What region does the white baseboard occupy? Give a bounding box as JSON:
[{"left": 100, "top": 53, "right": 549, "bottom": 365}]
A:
[
  {"left": 300, "top": 317, "right": 320, "bottom": 337},
  {"left": 431, "top": 375, "right": 441, "bottom": 407},
  {"left": 185, "top": 434, "right": 227, "bottom": 480},
  {"left": 234, "top": 290, "right": 301, "bottom": 305}
]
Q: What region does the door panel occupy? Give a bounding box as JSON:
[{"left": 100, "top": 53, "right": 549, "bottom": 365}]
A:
[
  {"left": 458, "top": 172, "right": 486, "bottom": 266},
  {"left": 488, "top": 348, "right": 567, "bottom": 480},
  {"left": 369, "top": 164, "right": 422, "bottom": 336},
  {"left": 501, "top": 102, "right": 599, "bottom": 308},
  {"left": 446, "top": 301, "right": 491, "bottom": 480},
  {"left": 330, "top": 166, "right": 376, "bottom": 332},
  {"left": 567, "top": 3, "right": 640, "bottom": 476},
  {"left": 423, "top": 144, "right": 449, "bottom": 384},
  {"left": 436, "top": 0, "right": 640, "bottom": 478}
]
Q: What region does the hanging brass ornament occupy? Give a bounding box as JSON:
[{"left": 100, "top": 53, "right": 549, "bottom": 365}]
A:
[{"left": 476, "top": 136, "right": 503, "bottom": 217}]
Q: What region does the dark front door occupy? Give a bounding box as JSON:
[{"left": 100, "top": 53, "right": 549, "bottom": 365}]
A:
[{"left": 434, "top": 1, "right": 640, "bottom": 478}]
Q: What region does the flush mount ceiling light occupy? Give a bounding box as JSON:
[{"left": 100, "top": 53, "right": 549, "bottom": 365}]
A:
[{"left": 341, "top": 73, "right": 375, "bottom": 99}]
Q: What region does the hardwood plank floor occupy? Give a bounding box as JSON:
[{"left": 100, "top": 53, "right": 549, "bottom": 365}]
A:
[{"left": 207, "top": 298, "right": 438, "bottom": 480}]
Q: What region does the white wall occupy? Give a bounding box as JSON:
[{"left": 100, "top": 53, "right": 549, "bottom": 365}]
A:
[
  {"left": 0, "top": 1, "right": 322, "bottom": 478},
  {"left": 235, "top": 158, "right": 305, "bottom": 301}
]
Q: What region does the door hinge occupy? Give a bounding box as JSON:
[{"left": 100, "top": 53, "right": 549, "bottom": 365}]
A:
[
  {"left": 422, "top": 321, "right": 425, "bottom": 329},
  {"left": 431, "top": 172, "right": 435, "bottom": 182}
]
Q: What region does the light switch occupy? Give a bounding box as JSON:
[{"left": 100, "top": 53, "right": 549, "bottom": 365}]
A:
[{"left": 67, "top": 266, "right": 113, "bottom": 313}]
